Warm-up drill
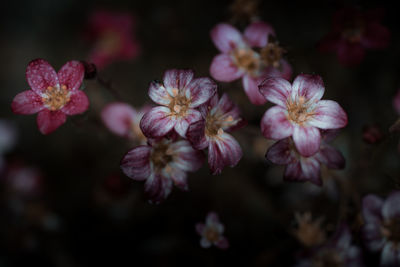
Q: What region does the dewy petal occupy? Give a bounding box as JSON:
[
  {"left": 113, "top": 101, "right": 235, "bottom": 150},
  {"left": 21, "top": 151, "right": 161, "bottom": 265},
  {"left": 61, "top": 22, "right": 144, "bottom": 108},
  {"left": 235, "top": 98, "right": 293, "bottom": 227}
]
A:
[
  {"left": 61, "top": 90, "right": 89, "bottom": 115},
  {"left": 260, "top": 106, "right": 293, "bottom": 140},
  {"left": 26, "top": 59, "right": 59, "bottom": 94},
  {"left": 266, "top": 138, "right": 294, "bottom": 165},
  {"left": 101, "top": 102, "right": 136, "bottom": 137},
  {"left": 186, "top": 77, "right": 217, "bottom": 108},
  {"left": 291, "top": 74, "right": 325, "bottom": 103},
  {"left": 292, "top": 125, "right": 321, "bottom": 157},
  {"left": 210, "top": 23, "right": 244, "bottom": 53},
  {"left": 120, "top": 145, "right": 152, "bottom": 181},
  {"left": 169, "top": 140, "right": 204, "bottom": 172},
  {"left": 315, "top": 145, "right": 345, "bottom": 169},
  {"left": 380, "top": 242, "right": 397, "bottom": 267},
  {"left": 186, "top": 120, "right": 209, "bottom": 150},
  {"left": 11, "top": 90, "right": 44, "bottom": 114},
  {"left": 242, "top": 74, "right": 267, "bottom": 105},
  {"left": 259, "top": 77, "right": 291, "bottom": 107},
  {"left": 140, "top": 106, "right": 175, "bottom": 138},
  {"left": 144, "top": 174, "right": 173, "bottom": 204},
  {"left": 148, "top": 81, "right": 171, "bottom": 106},
  {"left": 309, "top": 100, "right": 348, "bottom": 129},
  {"left": 215, "top": 237, "right": 229, "bottom": 249},
  {"left": 36, "top": 109, "right": 67, "bottom": 135},
  {"left": 163, "top": 69, "right": 194, "bottom": 91},
  {"left": 210, "top": 54, "right": 243, "bottom": 82},
  {"left": 337, "top": 42, "right": 365, "bottom": 66},
  {"left": 174, "top": 109, "right": 202, "bottom": 137},
  {"left": 243, "top": 21, "right": 275, "bottom": 48},
  {"left": 362, "top": 194, "right": 384, "bottom": 223},
  {"left": 57, "top": 61, "right": 85, "bottom": 91},
  {"left": 382, "top": 191, "right": 400, "bottom": 220},
  {"left": 300, "top": 157, "right": 322, "bottom": 186},
  {"left": 208, "top": 133, "right": 242, "bottom": 175}
]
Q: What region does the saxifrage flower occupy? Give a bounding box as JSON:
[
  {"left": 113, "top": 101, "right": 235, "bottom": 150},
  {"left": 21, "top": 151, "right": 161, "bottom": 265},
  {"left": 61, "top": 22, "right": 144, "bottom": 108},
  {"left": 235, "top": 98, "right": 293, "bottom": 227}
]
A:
[
  {"left": 196, "top": 211, "right": 229, "bottom": 249},
  {"left": 120, "top": 136, "right": 204, "bottom": 203},
  {"left": 187, "top": 93, "right": 245, "bottom": 174},
  {"left": 259, "top": 74, "right": 347, "bottom": 157},
  {"left": 11, "top": 59, "right": 89, "bottom": 135},
  {"left": 210, "top": 21, "right": 292, "bottom": 105},
  {"left": 140, "top": 69, "right": 217, "bottom": 138}
]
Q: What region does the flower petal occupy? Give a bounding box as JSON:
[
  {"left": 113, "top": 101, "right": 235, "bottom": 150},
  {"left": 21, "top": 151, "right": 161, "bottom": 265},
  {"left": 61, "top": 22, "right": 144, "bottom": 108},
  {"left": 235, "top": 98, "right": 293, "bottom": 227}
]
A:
[
  {"left": 210, "top": 23, "right": 244, "bottom": 53},
  {"left": 382, "top": 191, "right": 400, "bottom": 220},
  {"left": 380, "top": 242, "right": 397, "bottom": 267},
  {"left": 315, "top": 145, "right": 345, "bottom": 169},
  {"left": 36, "top": 109, "right": 67, "bottom": 135},
  {"left": 168, "top": 165, "right": 188, "bottom": 191},
  {"left": 292, "top": 74, "right": 325, "bottom": 103},
  {"left": 61, "top": 90, "right": 89, "bottom": 115},
  {"left": 174, "top": 109, "right": 202, "bottom": 137},
  {"left": 186, "top": 120, "right": 209, "bottom": 150},
  {"left": 266, "top": 138, "right": 295, "bottom": 165},
  {"left": 242, "top": 74, "right": 267, "bottom": 105},
  {"left": 300, "top": 157, "right": 322, "bottom": 186},
  {"left": 148, "top": 81, "right": 171, "bottom": 106},
  {"left": 243, "top": 21, "right": 275, "bottom": 48},
  {"left": 208, "top": 133, "right": 242, "bottom": 175},
  {"left": 362, "top": 194, "right": 384, "bottom": 223},
  {"left": 163, "top": 69, "right": 194, "bottom": 91},
  {"left": 186, "top": 77, "right": 217, "bottom": 108},
  {"left": 337, "top": 42, "right": 365, "bottom": 66},
  {"left": 278, "top": 59, "right": 293, "bottom": 81},
  {"left": 57, "top": 61, "right": 85, "bottom": 91},
  {"left": 120, "top": 145, "right": 152, "bottom": 180},
  {"left": 259, "top": 77, "right": 291, "bottom": 107},
  {"left": 101, "top": 102, "right": 136, "bottom": 137},
  {"left": 144, "top": 174, "right": 173, "bottom": 204},
  {"left": 309, "top": 100, "right": 347, "bottom": 129},
  {"left": 169, "top": 140, "right": 204, "bottom": 172},
  {"left": 363, "top": 222, "right": 385, "bottom": 251},
  {"left": 206, "top": 212, "right": 220, "bottom": 225},
  {"left": 200, "top": 237, "right": 212, "bottom": 248},
  {"left": 215, "top": 237, "right": 229, "bottom": 249},
  {"left": 292, "top": 125, "right": 321, "bottom": 157},
  {"left": 362, "top": 22, "right": 390, "bottom": 49},
  {"left": 260, "top": 106, "right": 293, "bottom": 140},
  {"left": 393, "top": 89, "right": 400, "bottom": 115},
  {"left": 140, "top": 106, "right": 175, "bottom": 138},
  {"left": 11, "top": 90, "right": 44, "bottom": 114},
  {"left": 26, "top": 59, "right": 59, "bottom": 94},
  {"left": 210, "top": 54, "right": 243, "bottom": 82}
]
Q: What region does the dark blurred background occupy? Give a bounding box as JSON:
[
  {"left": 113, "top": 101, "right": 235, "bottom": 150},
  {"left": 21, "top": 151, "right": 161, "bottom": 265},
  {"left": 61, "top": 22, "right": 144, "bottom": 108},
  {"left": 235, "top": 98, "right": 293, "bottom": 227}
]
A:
[{"left": 1, "top": 0, "right": 400, "bottom": 266}]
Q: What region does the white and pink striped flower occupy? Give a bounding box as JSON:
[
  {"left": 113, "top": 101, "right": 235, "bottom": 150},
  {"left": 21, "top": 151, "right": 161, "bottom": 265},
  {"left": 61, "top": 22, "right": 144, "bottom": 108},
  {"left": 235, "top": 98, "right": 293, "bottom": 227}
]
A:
[
  {"left": 187, "top": 93, "right": 245, "bottom": 174},
  {"left": 120, "top": 136, "right": 204, "bottom": 203},
  {"left": 210, "top": 22, "right": 292, "bottom": 105},
  {"left": 140, "top": 69, "right": 217, "bottom": 138},
  {"left": 101, "top": 102, "right": 151, "bottom": 143},
  {"left": 259, "top": 74, "right": 347, "bottom": 157},
  {"left": 266, "top": 131, "right": 345, "bottom": 186},
  {"left": 196, "top": 212, "right": 229, "bottom": 249}
]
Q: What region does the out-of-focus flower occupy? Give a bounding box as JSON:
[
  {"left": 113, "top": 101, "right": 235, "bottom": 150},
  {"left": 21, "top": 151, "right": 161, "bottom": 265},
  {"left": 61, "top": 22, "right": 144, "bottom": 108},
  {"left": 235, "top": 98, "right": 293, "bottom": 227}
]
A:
[
  {"left": 229, "top": 0, "right": 260, "bottom": 23},
  {"left": 362, "top": 192, "right": 400, "bottom": 266},
  {"left": 295, "top": 223, "right": 364, "bottom": 267},
  {"left": 293, "top": 212, "right": 326, "bottom": 247},
  {"left": 196, "top": 211, "right": 229, "bottom": 249},
  {"left": 0, "top": 119, "right": 17, "bottom": 172},
  {"left": 101, "top": 102, "right": 151, "bottom": 143},
  {"left": 209, "top": 21, "right": 292, "bottom": 105},
  {"left": 140, "top": 69, "right": 217, "bottom": 138},
  {"left": 259, "top": 74, "right": 347, "bottom": 157},
  {"left": 362, "top": 124, "right": 384, "bottom": 144},
  {"left": 318, "top": 7, "right": 390, "bottom": 66},
  {"left": 187, "top": 93, "right": 245, "bottom": 174},
  {"left": 86, "top": 10, "right": 140, "bottom": 70},
  {"left": 11, "top": 59, "right": 89, "bottom": 135},
  {"left": 393, "top": 89, "right": 400, "bottom": 116},
  {"left": 266, "top": 131, "right": 345, "bottom": 186},
  {"left": 120, "top": 136, "right": 204, "bottom": 203}
]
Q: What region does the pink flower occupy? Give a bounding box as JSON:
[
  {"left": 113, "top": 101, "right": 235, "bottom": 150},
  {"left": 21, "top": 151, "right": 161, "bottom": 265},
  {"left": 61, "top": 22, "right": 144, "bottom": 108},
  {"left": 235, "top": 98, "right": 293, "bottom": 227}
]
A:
[
  {"left": 318, "top": 7, "right": 390, "bottom": 66},
  {"left": 101, "top": 102, "right": 151, "bottom": 143},
  {"left": 259, "top": 74, "right": 347, "bottom": 157},
  {"left": 266, "top": 131, "right": 345, "bottom": 186},
  {"left": 120, "top": 136, "right": 204, "bottom": 203},
  {"left": 187, "top": 93, "right": 245, "bottom": 174},
  {"left": 393, "top": 89, "right": 400, "bottom": 116},
  {"left": 140, "top": 69, "right": 217, "bottom": 138},
  {"left": 11, "top": 59, "right": 89, "bottom": 135},
  {"left": 209, "top": 21, "right": 292, "bottom": 105},
  {"left": 196, "top": 212, "right": 229, "bottom": 249},
  {"left": 86, "top": 10, "right": 140, "bottom": 69}
]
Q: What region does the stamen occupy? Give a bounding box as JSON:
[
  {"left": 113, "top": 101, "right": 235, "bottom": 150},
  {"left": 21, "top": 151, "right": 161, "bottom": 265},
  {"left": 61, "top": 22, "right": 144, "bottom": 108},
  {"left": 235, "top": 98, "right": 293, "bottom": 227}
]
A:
[
  {"left": 171, "top": 88, "right": 179, "bottom": 97},
  {"left": 217, "top": 128, "right": 224, "bottom": 135},
  {"left": 173, "top": 105, "right": 181, "bottom": 113}
]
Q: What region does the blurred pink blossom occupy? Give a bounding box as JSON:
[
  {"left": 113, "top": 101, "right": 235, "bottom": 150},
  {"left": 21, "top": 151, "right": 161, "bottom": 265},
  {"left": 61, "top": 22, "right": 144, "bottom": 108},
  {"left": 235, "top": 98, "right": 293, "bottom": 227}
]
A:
[{"left": 196, "top": 212, "right": 229, "bottom": 249}]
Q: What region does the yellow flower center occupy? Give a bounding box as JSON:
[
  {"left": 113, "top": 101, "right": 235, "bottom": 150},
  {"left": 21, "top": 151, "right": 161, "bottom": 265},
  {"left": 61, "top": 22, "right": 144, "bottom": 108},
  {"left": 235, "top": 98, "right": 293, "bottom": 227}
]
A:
[
  {"left": 232, "top": 48, "right": 260, "bottom": 75},
  {"left": 205, "top": 228, "right": 220, "bottom": 243},
  {"left": 168, "top": 88, "right": 191, "bottom": 117},
  {"left": 205, "top": 108, "right": 236, "bottom": 138},
  {"left": 260, "top": 42, "right": 285, "bottom": 68},
  {"left": 41, "top": 85, "right": 70, "bottom": 111},
  {"left": 150, "top": 142, "right": 173, "bottom": 173},
  {"left": 286, "top": 96, "right": 314, "bottom": 124}
]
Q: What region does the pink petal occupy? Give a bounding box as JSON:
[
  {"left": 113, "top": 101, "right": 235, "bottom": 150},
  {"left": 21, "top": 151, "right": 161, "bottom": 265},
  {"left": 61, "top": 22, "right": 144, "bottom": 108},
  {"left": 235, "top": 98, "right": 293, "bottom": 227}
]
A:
[
  {"left": 242, "top": 74, "right": 267, "bottom": 105},
  {"left": 278, "top": 59, "right": 293, "bottom": 81},
  {"left": 101, "top": 102, "right": 136, "bottom": 137},
  {"left": 11, "top": 90, "right": 44, "bottom": 114},
  {"left": 61, "top": 91, "right": 89, "bottom": 115},
  {"left": 210, "top": 54, "right": 243, "bottom": 82},
  {"left": 169, "top": 140, "right": 204, "bottom": 172},
  {"left": 362, "top": 194, "right": 384, "bottom": 223},
  {"left": 380, "top": 242, "right": 397, "bottom": 267},
  {"left": 215, "top": 237, "right": 229, "bottom": 249},
  {"left": 300, "top": 157, "right": 322, "bottom": 186},
  {"left": 382, "top": 192, "right": 400, "bottom": 220},
  {"left": 393, "top": 89, "right": 400, "bottom": 115},
  {"left": 362, "top": 22, "right": 390, "bottom": 49},
  {"left": 243, "top": 21, "right": 275, "bottom": 48},
  {"left": 291, "top": 74, "right": 325, "bottom": 103},
  {"left": 206, "top": 212, "right": 220, "bottom": 225},
  {"left": 57, "top": 61, "right": 85, "bottom": 91},
  {"left": 36, "top": 110, "right": 67, "bottom": 135},
  {"left": 266, "top": 138, "right": 295, "bottom": 165},
  {"left": 315, "top": 145, "right": 345, "bottom": 169},
  {"left": 196, "top": 223, "right": 205, "bottom": 235},
  {"left": 140, "top": 106, "right": 175, "bottom": 138},
  {"left": 210, "top": 23, "right": 244, "bottom": 53},
  {"left": 337, "top": 41, "right": 365, "bottom": 66},
  {"left": 163, "top": 69, "right": 194, "bottom": 91},
  {"left": 144, "top": 174, "right": 173, "bottom": 204},
  {"left": 168, "top": 165, "right": 188, "bottom": 191},
  {"left": 186, "top": 120, "right": 209, "bottom": 150},
  {"left": 259, "top": 77, "right": 291, "bottom": 107},
  {"left": 120, "top": 145, "right": 152, "bottom": 180},
  {"left": 148, "top": 81, "right": 171, "bottom": 106},
  {"left": 174, "top": 109, "right": 202, "bottom": 137},
  {"left": 309, "top": 100, "right": 347, "bottom": 129},
  {"left": 260, "top": 106, "right": 293, "bottom": 140},
  {"left": 200, "top": 238, "right": 212, "bottom": 248},
  {"left": 186, "top": 77, "right": 217, "bottom": 108},
  {"left": 26, "top": 59, "right": 59, "bottom": 94},
  {"left": 208, "top": 133, "right": 242, "bottom": 175},
  {"left": 292, "top": 125, "right": 321, "bottom": 157}
]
